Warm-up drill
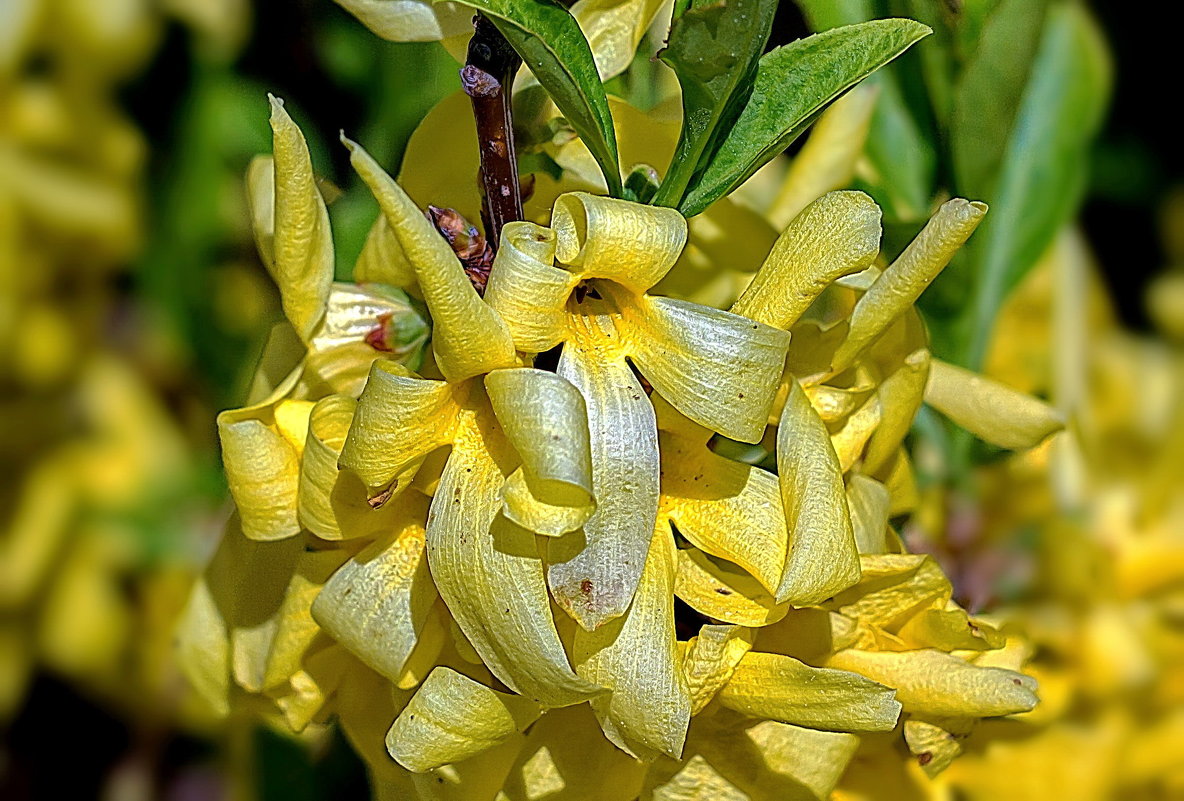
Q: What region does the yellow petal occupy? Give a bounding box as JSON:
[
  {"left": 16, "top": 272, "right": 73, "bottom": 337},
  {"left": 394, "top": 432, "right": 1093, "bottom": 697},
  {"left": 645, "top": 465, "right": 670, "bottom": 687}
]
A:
[
  {"left": 775, "top": 377, "right": 860, "bottom": 604},
  {"left": 846, "top": 474, "right": 892, "bottom": 555},
  {"left": 659, "top": 434, "right": 786, "bottom": 594},
  {"left": 924, "top": 358, "right": 1064, "bottom": 449},
  {"left": 803, "top": 379, "right": 876, "bottom": 424},
  {"left": 311, "top": 493, "right": 438, "bottom": 683},
  {"left": 354, "top": 210, "right": 418, "bottom": 288},
  {"left": 308, "top": 283, "right": 428, "bottom": 370},
  {"left": 484, "top": 221, "right": 578, "bottom": 354},
  {"left": 246, "top": 154, "right": 276, "bottom": 268},
  {"left": 825, "top": 649, "right": 1038, "bottom": 718},
  {"left": 717, "top": 651, "right": 901, "bottom": 732},
  {"left": 268, "top": 96, "right": 334, "bottom": 340},
  {"left": 345, "top": 135, "right": 516, "bottom": 380},
  {"left": 0, "top": 459, "right": 75, "bottom": 609},
  {"left": 260, "top": 547, "right": 347, "bottom": 692},
  {"left": 387, "top": 667, "right": 541, "bottom": 772},
  {"left": 767, "top": 86, "right": 879, "bottom": 230},
  {"left": 339, "top": 361, "right": 459, "bottom": 493},
  {"left": 903, "top": 718, "right": 964, "bottom": 777},
  {"left": 896, "top": 606, "right": 1005, "bottom": 651},
  {"left": 674, "top": 547, "right": 789, "bottom": 627},
  {"left": 547, "top": 320, "right": 660, "bottom": 630},
  {"left": 485, "top": 368, "right": 595, "bottom": 536},
  {"left": 863, "top": 348, "right": 930, "bottom": 475},
  {"left": 573, "top": 519, "right": 691, "bottom": 759},
  {"left": 551, "top": 191, "right": 686, "bottom": 292},
  {"left": 682, "top": 624, "right": 755, "bottom": 714},
  {"left": 333, "top": 0, "right": 472, "bottom": 41},
  {"left": 427, "top": 409, "right": 602, "bottom": 707},
  {"left": 623, "top": 292, "right": 789, "bottom": 443},
  {"left": 572, "top": 0, "right": 667, "bottom": 81},
  {"left": 832, "top": 198, "right": 987, "bottom": 372},
  {"left": 827, "top": 554, "right": 949, "bottom": 630},
  {"left": 829, "top": 394, "right": 881, "bottom": 473},
  {"left": 732, "top": 191, "right": 881, "bottom": 330}
]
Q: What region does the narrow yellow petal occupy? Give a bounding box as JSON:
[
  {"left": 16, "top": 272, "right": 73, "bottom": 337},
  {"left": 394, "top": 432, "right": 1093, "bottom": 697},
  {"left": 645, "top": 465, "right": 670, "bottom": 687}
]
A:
[
  {"left": 547, "top": 322, "right": 659, "bottom": 630},
  {"left": 825, "top": 649, "right": 1038, "bottom": 718},
  {"left": 833, "top": 198, "right": 987, "bottom": 372},
  {"left": 863, "top": 348, "right": 930, "bottom": 475},
  {"left": 903, "top": 718, "right": 964, "bottom": 777},
  {"left": 717, "top": 651, "right": 901, "bottom": 732},
  {"left": 551, "top": 191, "right": 686, "bottom": 292},
  {"left": 624, "top": 293, "right": 789, "bottom": 443},
  {"left": 682, "top": 624, "right": 755, "bottom": 714},
  {"left": 803, "top": 379, "right": 875, "bottom": 424},
  {"left": 768, "top": 86, "right": 879, "bottom": 230},
  {"left": 829, "top": 394, "right": 881, "bottom": 473},
  {"left": 345, "top": 135, "right": 516, "bottom": 380},
  {"left": 339, "top": 361, "right": 459, "bottom": 493},
  {"left": 572, "top": 0, "right": 667, "bottom": 81},
  {"left": 261, "top": 548, "right": 346, "bottom": 691},
  {"left": 896, "top": 606, "right": 1005, "bottom": 651},
  {"left": 827, "top": 554, "right": 949, "bottom": 630},
  {"left": 486, "top": 368, "right": 595, "bottom": 536},
  {"left": 674, "top": 547, "right": 790, "bottom": 627},
  {"left": 427, "top": 410, "right": 602, "bottom": 706},
  {"left": 268, "top": 96, "right": 334, "bottom": 340},
  {"left": 924, "top": 358, "right": 1064, "bottom": 449},
  {"left": 776, "top": 378, "right": 860, "bottom": 604},
  {"left": 846, "top": 474, "right": 892, "bottom": 555},
  {"left": 659, "top": 434, "right": 786, "bottom": 594},
  {"left": 732, "top": 191, "right": 882, "bottom": 330},
  {"left": 354, "top": 210, "right": 417, "bottom": 288},
  {"left": 484, "top": 221, "right": 578, "bottom": 354},
  {"left": 387, "top": 667, "right": 541, "bottom": 773},
  {"left": 573, "top": 519, "right": 691, "bottom": 759},
  {"left": 245, "top": 154, "right": 276, "bottom": 268},
  {"left": 311, "top": 493, "right": 438, "bottom": 684}
]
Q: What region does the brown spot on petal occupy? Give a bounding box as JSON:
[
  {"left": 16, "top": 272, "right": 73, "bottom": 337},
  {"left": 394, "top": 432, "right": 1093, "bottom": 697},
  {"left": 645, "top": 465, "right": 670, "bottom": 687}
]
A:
[{"left": 918, "top": 752, "right": 933, "bottom": 767}]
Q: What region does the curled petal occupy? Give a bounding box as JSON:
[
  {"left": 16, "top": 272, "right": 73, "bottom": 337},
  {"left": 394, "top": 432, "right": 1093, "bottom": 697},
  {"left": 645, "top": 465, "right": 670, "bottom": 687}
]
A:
[
  {"left": 717, "top": 651, "right": 901, "bottom": 732},
  {"left": 573, "top": 519, "right": 691, "bottom": 759},
  {"left": 486, "top": 368, "right": 595, "bottom": 536},
  {"left": 339, "top": 361, "right": 459, "bottom": 493},
  {"left": 268, "top": 97, "right": 334, "bottom": 341},
  {"left": 827, "top": 554, "right": 950, "bottom": 629},
  {"left": 924, "top": 358, "right": 1064, "bottom": 449},
  {"left": 386, "top": 667, "right": 541, "bottom": 773},
  {"left": 846, "top": 474, "right": 892, "bottom": 555},
  {"left": 245, "top": 155, "right": 276, "bottom": 268},
  {"left": 573, "top": 0, "right": 668, "bottom": 81},
  {"left": 311, "top": 493, "right": 438, "bottom": 683},
  {"left": 803, "top": 379, "right": 876, "bottom": 425},
  {"left": 733, "top": 191, "right": 882, "bottom": 331},
  {"left": 624, "top": 293, "right": 789, "bottom": 444},
  {"left": 674, "top": 548, "right": 789, "bottom": 627},
  {"left": 345, "top": 135, "right": 516, "bottom": 380},
  {"left": 426, "top": 413, "right": 601, "bottom": 707},
  {"left": 825, "top": 649, "right": 1038, "bottom": 718},
  {"left": 682, "top": 625, "right": 755, "bottom": 715},
  {"left": 659, "top": 434, "right": 786, "bottom": 594},
  {"left": 547, "top": 323, "right": 659, "bottom": 630},
  {"left": 484, "top": 222, "right": 578, "bottom": 354},
  {"left": 863, "top": 348, "right": 930, "bottom": 475},
  {"left": 833, "top": 198, "right": 987, "bottom": 371},
  {"left": 775, "top": 378, "right": 860, "bottom": 604},
  {"left": 551, "top": 191, "right": 686, "bottom": 292}
]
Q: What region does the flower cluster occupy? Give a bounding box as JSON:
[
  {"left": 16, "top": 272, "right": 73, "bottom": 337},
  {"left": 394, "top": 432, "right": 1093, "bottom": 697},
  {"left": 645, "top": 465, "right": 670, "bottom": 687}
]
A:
[{"left": 178, "top": 95, "right": 1063, "bottom": 798}]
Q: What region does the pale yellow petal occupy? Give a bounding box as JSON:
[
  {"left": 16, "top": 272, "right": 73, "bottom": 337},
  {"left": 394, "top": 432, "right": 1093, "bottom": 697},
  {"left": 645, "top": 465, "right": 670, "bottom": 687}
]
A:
[
  {"left": 803, "top": 379, "right": 875, "bottom": 425},
  {"left": 484, "top": 221, "right": 578, "bottom": 354},
  {"left": 903, "top": 718, "right": 964, "bottom": 777},
  {"left": 825, "top": 649, "right": 1038, "bottom": 718},
  {"left": 387, "top": 667, "right": 541, "bottom": 772},
  {"left": 572, "top": 0, "right": 667, "bottom": 81},
  {"left": 311, "top": 493, "right": 438, "bottom": 683},
  {"left": 268, "top": 96, "right": 334, "bottom": 340},
  {"left": 717, "top": 651, "right": 901, "bottom": 732},
  {"left": 333, "top": 0, "right": 471, "bottom": 42},
  {"left": 924, "top": 358, "right": 1064, "bottom": 449},
  {"left": 339, "top": 361, "right": 459, "bottom": 493},
  {"left": 573, "top": 519, "right": 690, "bottom": 759},
  {"left": 896, "top": 606, "right": 1005, "bottom": 651},
  {"left": 829, "top": 394, "right": 881, "bottom": 473},
  {"left": 260, "top": 548, "right": 346, "bottom": 691},
  {"left": 833, "top": 198, "right": 987, "bottom": 372},
  {"left": 246, "top": 154, "right": 276, "bottom": 268},
  {"left": 682, "top": 625, "right": 755, "bottom": 714},
  {"left": 826, "top": 554, "right": 949, "bottom": 630},
  {"left": 547, "top": 320, "right": 660, "bottom": 630},
  {"left": 732, "top": 191, "right": 881, "bottom": 330},
  {"left": 345, "top": 135, "right": 516, "bottom": 380},
  {"left": 427, "top": 410, "right": 601, "bottom": 706},
  {"left": 863, "top": 348, "right": 930, "bottom": 475},
  {"left": 354, "top": 211, "right": 418, "bottom": 287},
  {"left": 674, "top": 548, "right": 789, "bottom": 627},
  {"left": 486, "top": 368, "right": 595, "bottom": 536},
  {"left": 551, "top": 191, "right": 686, "bottom": 292},
  {"left": 846, "top": 474, "right": 892, "bottom": 555},
  {"left": 624, "top": 292, "right": 789, "bottom": 443},
  {"left": 775, "top": 377, "right": 860, "bottom": 604},
  {"left": 308, "top": 282, "right": 428, "bottom": 370},
  {"left": 659, "top": 434, "right": 786, "bottom": 594}
]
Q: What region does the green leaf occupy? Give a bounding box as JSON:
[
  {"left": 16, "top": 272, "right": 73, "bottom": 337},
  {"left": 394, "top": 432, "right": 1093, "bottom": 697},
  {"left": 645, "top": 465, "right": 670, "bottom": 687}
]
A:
[
  {"left": 652, "top": 0, "right": 778, "bottom": 207},
  {"left": 957, "top": 3, "right": 1110, "bottom": 369},
  {"left": 451, "top": 0, "right": 622, "bottom": 195},
  {"left": 679, "top": 19, "right": 931, "bottom": 218}
]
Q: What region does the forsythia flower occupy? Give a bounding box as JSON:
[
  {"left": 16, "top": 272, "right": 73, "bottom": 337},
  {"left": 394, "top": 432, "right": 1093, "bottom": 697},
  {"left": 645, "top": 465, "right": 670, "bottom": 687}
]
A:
[{"left": 179, "top": 94, "right": 1062, "bottom": 799}]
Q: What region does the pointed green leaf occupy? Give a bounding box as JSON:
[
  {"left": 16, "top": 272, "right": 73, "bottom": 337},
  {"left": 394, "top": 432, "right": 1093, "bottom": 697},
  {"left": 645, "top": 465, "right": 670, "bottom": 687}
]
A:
[
  {"left": 679, "top": 19, "right": 931, "bottom": 217},
  {"left": 451, "top": 0, "right": 622, "bottom": 195},
  {"left": 652, "top": 0, "right": 778, "bottom": 207}
]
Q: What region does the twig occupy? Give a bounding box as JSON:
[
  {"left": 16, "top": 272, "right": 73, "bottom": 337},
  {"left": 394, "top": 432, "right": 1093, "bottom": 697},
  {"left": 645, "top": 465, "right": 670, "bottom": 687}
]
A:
[{"left": 461, "top": 15, "right": 523, "bottom": 250}]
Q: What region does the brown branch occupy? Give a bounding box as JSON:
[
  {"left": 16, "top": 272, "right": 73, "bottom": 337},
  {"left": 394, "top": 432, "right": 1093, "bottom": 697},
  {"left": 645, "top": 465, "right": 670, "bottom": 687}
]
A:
[{"left": 461, "top": 14, "right": 523, "bottom": 251}]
